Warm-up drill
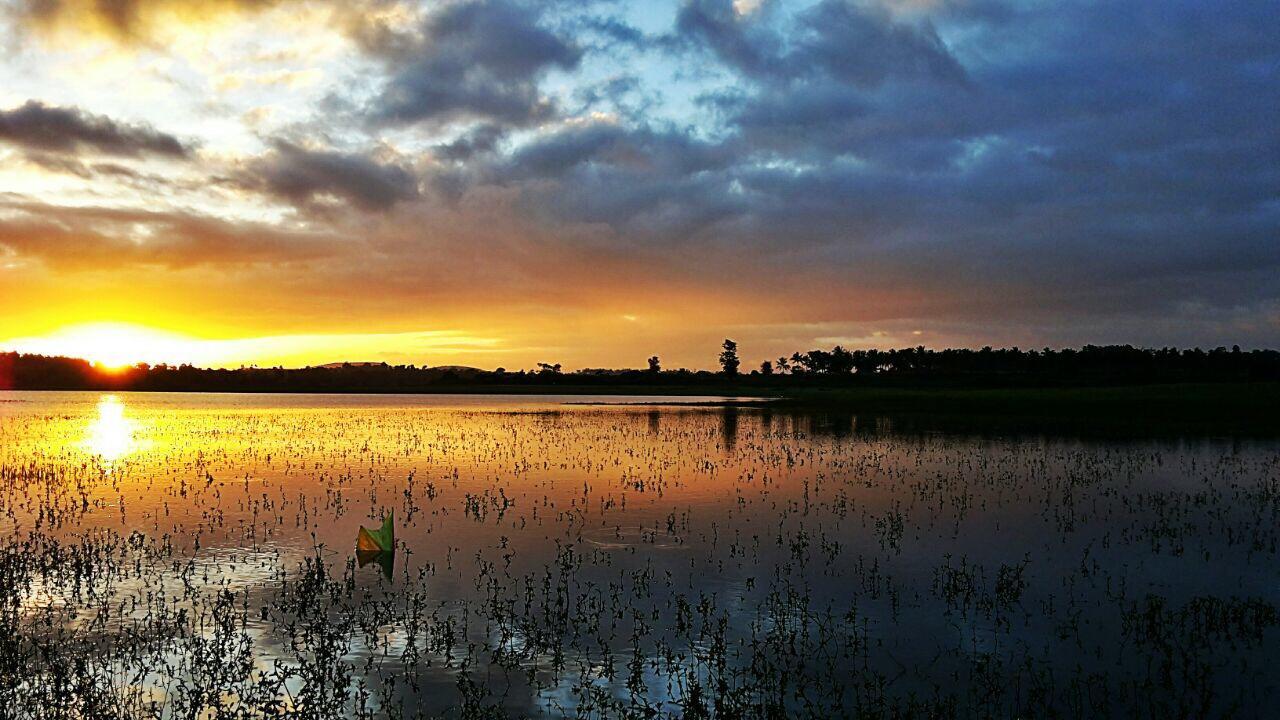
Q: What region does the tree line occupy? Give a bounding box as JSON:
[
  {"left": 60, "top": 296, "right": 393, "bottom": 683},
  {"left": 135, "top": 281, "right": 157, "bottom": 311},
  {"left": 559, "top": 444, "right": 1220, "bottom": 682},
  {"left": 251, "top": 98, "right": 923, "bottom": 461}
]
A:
[
  {"left": 754, "top": 343, "right": 1280, "bottom": 381},
  {"left": 1, "top": 342, "right": 1278, "bottom": 393}
]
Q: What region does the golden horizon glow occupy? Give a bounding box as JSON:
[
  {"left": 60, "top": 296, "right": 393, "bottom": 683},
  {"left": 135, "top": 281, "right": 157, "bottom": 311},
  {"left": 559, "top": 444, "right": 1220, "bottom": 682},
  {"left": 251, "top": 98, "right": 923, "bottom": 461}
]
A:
[
  {"left": 0, "top": 317, "right": 940, "bottom": 372},
  {"left": 6, "top": 322, "right": 209, "bottom": 366},
  {"left": 1, "top": 322, "right": 510, "bottom": 370},
  {"left": 5, "top": 323, "right": 214, "bottom": 370}
]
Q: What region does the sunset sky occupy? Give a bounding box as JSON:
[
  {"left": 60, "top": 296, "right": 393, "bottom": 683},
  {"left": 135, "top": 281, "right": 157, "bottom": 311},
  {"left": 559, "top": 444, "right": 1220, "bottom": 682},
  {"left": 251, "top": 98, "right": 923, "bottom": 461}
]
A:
[{"left": 0, "top": 0, "right": 1276, "bottom": 369}]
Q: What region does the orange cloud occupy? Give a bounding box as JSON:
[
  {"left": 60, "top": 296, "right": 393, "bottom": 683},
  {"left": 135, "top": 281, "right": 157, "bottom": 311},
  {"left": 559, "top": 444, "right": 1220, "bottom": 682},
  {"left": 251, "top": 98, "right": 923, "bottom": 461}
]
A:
[
  {"left": 14, "top": 0, "right": 287, "bottom": 41},
  {"left": 0, "top": 201, "right": 343, "bottom": 269}
]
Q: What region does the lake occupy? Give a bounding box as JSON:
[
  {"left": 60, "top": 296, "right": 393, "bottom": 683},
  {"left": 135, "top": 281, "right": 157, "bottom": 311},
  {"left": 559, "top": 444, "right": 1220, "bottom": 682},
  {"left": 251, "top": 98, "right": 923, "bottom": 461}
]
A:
[{"left": 2, "top": 391, "right": 1278, "bottom": 718}]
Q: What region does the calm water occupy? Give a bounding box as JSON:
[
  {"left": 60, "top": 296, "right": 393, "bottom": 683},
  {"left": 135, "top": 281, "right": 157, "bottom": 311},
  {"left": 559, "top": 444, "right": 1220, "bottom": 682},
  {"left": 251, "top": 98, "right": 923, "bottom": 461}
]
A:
[{"left": 2, "top": 392, "right": 1278, "bottom": 718}]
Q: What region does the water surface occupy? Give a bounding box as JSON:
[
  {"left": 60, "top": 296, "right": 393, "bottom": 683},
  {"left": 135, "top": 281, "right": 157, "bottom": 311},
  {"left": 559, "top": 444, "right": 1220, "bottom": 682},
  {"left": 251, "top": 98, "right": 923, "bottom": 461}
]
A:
[{"left": 3, "top": 391, "right": 1278, "bottom": 718}]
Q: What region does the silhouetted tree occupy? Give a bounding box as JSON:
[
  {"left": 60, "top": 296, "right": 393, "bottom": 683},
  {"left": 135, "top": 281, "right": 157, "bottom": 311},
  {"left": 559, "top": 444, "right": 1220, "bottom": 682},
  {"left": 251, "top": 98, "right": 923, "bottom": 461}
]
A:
[
  {"left": 760, "top": 360, "right": 773, "bottom": 376},
  {"left": 719, "top": 339, "right": 740, "bottom": 376},
  {"left": 648, "top": 356, "right": 661, "bottom": 373},
  {"left": 787, "top": 353, "right": 807, "bottom": 374},
  {"left": 537, "top": 363, "right": 562, "bottom": 375}
]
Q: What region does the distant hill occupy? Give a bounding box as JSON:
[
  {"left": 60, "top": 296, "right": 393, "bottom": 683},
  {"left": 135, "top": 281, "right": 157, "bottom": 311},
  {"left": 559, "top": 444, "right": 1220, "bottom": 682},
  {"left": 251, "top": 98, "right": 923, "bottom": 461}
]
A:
[
  {"left": 312, "top": 362, "right": 389, "bottom": 369},
  {"left": 426, "top": 365, "right": 483, "bottom": 374}
]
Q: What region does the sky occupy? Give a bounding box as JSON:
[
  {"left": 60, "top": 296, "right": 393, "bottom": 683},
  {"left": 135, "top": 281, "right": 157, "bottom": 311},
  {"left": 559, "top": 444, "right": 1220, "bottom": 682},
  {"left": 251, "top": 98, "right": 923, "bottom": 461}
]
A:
[{"left": 0, "top": 0, "right": 1277, "bottom": 370}]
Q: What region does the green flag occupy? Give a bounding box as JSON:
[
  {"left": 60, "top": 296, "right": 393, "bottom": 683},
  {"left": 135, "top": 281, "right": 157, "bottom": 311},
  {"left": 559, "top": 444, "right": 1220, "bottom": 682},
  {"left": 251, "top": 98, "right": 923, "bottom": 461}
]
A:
[{"left": 356, "top": 509, "right": 394, "bottom": 553}]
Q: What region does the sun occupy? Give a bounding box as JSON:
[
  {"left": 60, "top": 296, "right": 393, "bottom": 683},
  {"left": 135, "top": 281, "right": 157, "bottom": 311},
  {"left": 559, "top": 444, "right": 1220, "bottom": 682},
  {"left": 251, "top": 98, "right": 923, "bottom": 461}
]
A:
[{"left": 4, "top": 323, "right": 210, "bottom": 369}]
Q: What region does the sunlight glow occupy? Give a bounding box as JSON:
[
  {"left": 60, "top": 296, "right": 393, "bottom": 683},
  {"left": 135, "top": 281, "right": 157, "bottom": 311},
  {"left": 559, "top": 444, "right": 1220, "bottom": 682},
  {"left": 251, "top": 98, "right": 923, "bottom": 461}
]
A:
[
  {"left": 5, "top": 323, "right": 212, "bottom": 369},
  {"left": 83, "top": 395, "right": 137, "bottom": 462}
]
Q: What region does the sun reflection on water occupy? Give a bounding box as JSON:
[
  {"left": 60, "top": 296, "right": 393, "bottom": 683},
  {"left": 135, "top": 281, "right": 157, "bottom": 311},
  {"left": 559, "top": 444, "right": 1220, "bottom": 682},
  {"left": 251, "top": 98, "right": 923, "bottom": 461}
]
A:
[{"left": 83, "top": 395, "right": 138, "bottom": 462}]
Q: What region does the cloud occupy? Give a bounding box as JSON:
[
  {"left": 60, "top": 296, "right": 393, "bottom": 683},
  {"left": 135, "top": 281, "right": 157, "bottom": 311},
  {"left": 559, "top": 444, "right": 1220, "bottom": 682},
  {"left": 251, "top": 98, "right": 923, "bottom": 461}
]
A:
[
  {"left": 12, "top": 0, "right": 283, "bottom": 40},
  {"left": 236, "top": 140, "right": 419, "bottom": 212},
  {"left": 0, "top": 101, "right": 191, "bottom": 158},
  {"left": 432, "top": 123, "right": 508, "bottom": 162},
  {"left": 0, "top": 201, "right": 341, "bottom": 269},
  {"left": 459, "top": 121, "right": 742, "bottom": 239},
  {"left": 370, "top": 0, "right": 582, "bottom": 127},
  {"left": 386, "top": 0, "right": 1279, "bottom": 348},
  {"left": 675, "top": 0, "right": 781, "bottom": 79},
  {"left": 676, "top": 0, "right": 966, "bottom": 88},
  {"left": 793, "top": 0, "right": 966, "bottom": 87}
]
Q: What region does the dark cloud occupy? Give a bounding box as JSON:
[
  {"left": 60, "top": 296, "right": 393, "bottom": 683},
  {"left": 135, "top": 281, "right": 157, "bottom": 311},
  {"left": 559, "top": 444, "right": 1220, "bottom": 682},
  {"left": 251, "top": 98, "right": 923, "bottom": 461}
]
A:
[
  {"left": 0, "top": 201, "right": 341, "bottom": 269},
  {"left": 432, "top": 124, "right": 508, "bottom": 162},
  {"left": 676, "top": 0, "right": 967, "bottom": 88},
  {"left": 0, "top": 101, "right": 190, "bottom": 158},
  {"left": 474, "top": 122, "right": 742, "bottom": 238},
  {"left": 570, "top": 75, "right": 657, "bottom": 121},
  {"left": 577, "top": 15, "right": 647, "bottom": 49},
  {"left": 675, "top": 0, "right": 781, "bottom": 79},
  {"left": 237, "top": 140, "right": 418, "bottom": 212},
  {"left": 793, "top": 0, "right": 967, "bottom": 87},
  {"left": 370, "top": 0, "right": 582, "bottom": 127}
]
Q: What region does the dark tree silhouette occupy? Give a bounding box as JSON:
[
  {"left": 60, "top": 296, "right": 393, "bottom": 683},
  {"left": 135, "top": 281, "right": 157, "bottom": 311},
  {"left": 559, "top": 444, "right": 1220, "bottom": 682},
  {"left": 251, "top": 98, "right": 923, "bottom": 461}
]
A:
[
  {"left": 1, "top": 344, "right": 1278, "bottom": 393},
  {"left": 719, "top": 339, "right": 740, "bottom": 376},
  {"left": 760, "top": 360, "right": 773, "bottom": 376},
  {"left": 648, "top": 356, "right": 661, "bottom": 373}
]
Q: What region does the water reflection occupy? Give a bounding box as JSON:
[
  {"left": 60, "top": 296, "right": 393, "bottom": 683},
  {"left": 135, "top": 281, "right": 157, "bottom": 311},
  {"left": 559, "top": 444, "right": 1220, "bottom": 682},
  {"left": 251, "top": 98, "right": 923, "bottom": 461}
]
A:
[
  {"left": 3, "top": 393, "right": 1278, "bottom": 717},
  {"left": 356, "top": 549, "right": 396, "bottom": 581},
  {"left": 83, "top": 394, "right": 137, "bottom": 462},
  {"left": 721, "top": 405, "right": 739, "bottom": 451}
]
